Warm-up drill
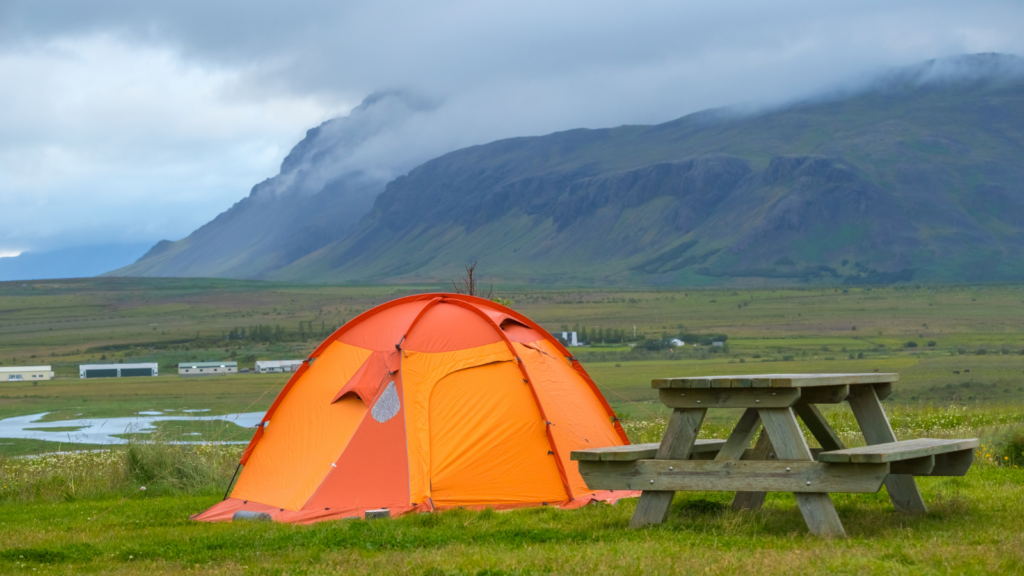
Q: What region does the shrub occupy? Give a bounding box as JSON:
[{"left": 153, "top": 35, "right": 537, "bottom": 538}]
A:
[
  {"left": 639, "top": 339, "right": 671, "bottom": 352},
  {"left": 120, "top": 437, "right": 226, "bottom": 493},
  {"left": 0, "top": 435, "right": 240, "bottom": 503},
  {"left": 905, "top": 341, "right": 918, "bottom": 348},
  {"left": 998, "top": 428, "right": 1024, "bottom": 466},
  {"left": 928, "top": 341, "right": 937, "bottom": 347}
]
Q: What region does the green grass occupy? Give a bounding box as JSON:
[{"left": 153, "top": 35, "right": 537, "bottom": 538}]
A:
[
  {"left": 0, "top": 409, "right": 1021, "bottom": 574},
  {"left": 0, "top": 465, "right": 1021, "bottom": 574},
  {"left": 2, "top": 278, "right": 1024, "bottom": 572}
]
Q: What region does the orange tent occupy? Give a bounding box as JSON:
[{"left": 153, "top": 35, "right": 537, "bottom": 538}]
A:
[{"left": 195, "top": 293, "right": 636, "bottom": 523}]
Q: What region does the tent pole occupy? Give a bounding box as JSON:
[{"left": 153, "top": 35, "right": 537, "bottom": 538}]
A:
[{"left": 223, "top": 463, "right": 242, "bottom": 501}]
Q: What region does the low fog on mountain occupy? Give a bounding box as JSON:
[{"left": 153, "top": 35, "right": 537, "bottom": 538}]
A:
[{"left": 1, "top": 1, "right": 1023, "bottom": 282}]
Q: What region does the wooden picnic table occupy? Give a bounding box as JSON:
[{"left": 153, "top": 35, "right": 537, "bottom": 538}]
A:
[{"left": 571, "top": 373, "right": 978, "bottom": 537}]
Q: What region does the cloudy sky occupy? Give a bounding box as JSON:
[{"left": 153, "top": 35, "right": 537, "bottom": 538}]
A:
[{"left": 1, "top": 0, "right": 1022, "bottom": 259}]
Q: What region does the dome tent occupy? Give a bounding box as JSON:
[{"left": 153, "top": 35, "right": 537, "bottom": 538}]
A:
[{"left": 195, "top": 293, "right": 635, "bottom": 523}]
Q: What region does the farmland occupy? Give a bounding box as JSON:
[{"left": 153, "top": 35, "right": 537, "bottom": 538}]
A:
[
  {"left": 5, "top": 278, "right": 1024, "bottom": 373},
  {"left": 0, "top": 277, "right": 1023, "bottom": 573}
]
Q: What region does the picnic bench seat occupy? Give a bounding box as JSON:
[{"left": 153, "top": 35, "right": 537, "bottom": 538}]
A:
[
  {"left": 818, "top": 438, "right": 978, "bottom": 476},
  {"left": 571, "top": 439, "right": 727, "bottom": 462}
]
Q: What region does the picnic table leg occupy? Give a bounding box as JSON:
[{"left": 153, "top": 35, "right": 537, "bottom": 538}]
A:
[
  {"left": 794, "top": 404, "right": 845, "bottom": 452},
  {"left": 717, "top": 409, "right": 772, "bottom": 511},
  {"left": 847, "top": 384, "right": 927, "bottom": 514},
  {"left": 759, "top": 407, "right": 846, "bottom": 538},
  {"left": 629, "top": 408, "right": 705, "bottom": 528},
  {"left": 732, "top": 427, "right": 774, "bottom": 511},
  {"left": 715, "top": 408, "right": 762, "bottom": 461}
]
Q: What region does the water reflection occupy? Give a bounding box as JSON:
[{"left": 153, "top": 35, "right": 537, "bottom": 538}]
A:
[{"left": 0, "top": 411, "right": 264, "bottom": 444}]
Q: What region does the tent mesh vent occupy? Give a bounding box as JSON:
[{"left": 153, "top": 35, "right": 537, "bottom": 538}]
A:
[{"left": 371, "top": 381, "right": 401, "bottom": 423}]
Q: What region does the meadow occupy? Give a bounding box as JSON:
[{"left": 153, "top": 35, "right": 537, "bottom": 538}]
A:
[{"left": 0, "top": 278, "right": 1023, "bottom": 573}]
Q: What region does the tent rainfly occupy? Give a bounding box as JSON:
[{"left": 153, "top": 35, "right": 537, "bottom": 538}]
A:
[{"left": 194, "top": 293, "right": 635, "bottom": 523}]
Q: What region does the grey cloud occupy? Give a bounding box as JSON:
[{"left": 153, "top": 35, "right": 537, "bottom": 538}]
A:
[
  {"left": 1, "top": 0, "right": 1023, "bottom": 254},
  {"left": 254, "top": 91, "right": 439, "bottom": 199}
]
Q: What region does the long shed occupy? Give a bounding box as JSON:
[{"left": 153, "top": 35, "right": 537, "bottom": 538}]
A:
[
  {"left": 178, "top": 361, "right": 238, "bottom": 376},
  {"left": 79, "top": 363, "right": 159, "bottom": 378},
  {"left": 1, "top": 365, "right": 54, "bottom": 382},
  {"left": 254, "top": 360, "right": 303, "bottom": 374}
]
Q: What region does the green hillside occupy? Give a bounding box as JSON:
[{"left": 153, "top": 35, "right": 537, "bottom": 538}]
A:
[{"left": 269, "top": 54, "right": 1024, "bottom": 286}]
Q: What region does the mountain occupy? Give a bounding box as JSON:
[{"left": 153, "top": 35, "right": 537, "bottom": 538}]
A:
[
  {"left": 110, "top": 92, "right": 435, "bottom": 279},
  {"left": 264, "top": 53, "right": 1024, "bottom": 286},
  {"left": 0, "top": 243, "right": 152, "bottom": 282}
]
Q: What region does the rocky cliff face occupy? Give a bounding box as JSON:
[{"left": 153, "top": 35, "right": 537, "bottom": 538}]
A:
[{"left": 268, "top": 54, "right": 1024, "bottom": 285}]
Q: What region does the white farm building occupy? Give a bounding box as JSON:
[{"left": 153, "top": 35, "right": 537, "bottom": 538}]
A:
[
  {"left": 254, "top": 360, "right": 303, "bottom": 374},
  {"left": 79, "top": 363, "right": 159, "bottom": 378},
  {"left": 178, "top": 361, "right": 238, "bottom": 376},
  {"left": 1, "top": 365, "right": 54, "bottom": 382}
]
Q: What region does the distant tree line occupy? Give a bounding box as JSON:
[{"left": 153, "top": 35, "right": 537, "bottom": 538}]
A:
[
  {"left": 559, "top": 324, "right": 631, "bottom": 344},
  {"left": 555, "top": 324, "right": 728, "bottom": 349},
  {"left": 226, "top": 320, "right": 343, "bottom": 343}
]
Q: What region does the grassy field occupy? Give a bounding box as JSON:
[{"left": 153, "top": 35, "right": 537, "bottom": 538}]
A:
[
  {"left": 1, "top": 278, "right": 1023, "bottom": 573},
  {"left": 0, "top": 403, "right": 1021, "bottom": 574},
  {"left": 0, "top": 467, "right": 1021, "bottom": 574},
  {"left": 4, "top": 278, "right": 1024, "bottom": 374}
]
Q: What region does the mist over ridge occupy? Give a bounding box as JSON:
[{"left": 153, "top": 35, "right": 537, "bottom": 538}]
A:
[{"left": 113, "top": 53, "right": 1024, "bottom": 286}]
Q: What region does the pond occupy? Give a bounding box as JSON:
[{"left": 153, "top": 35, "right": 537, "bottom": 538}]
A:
[{"left": 0, "top": 411, "right": 264, "bottom": 444}]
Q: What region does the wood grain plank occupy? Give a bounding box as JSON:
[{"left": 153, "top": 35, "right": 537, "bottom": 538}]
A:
[
  {"left": 732, "top": 428, "right": 773, "bottom": 511},
  {"left": 578, "top": 460, "right": 888, "bottom": 493},
  {"left": 659, "top": 388, "right": 801, "bottom": 409},
  {"left": 629, "top": 408, "right": 705, "bottom": 528},
  {"left": 793, "top": 493, "right": 845, "bottom": 537},
  {"left": 571, "top": 443, "right": 658, "bottom": 461},
  {"left": 795, "top": 404, "right": 845, "bottom": 452},
  {"left": 715, "top": 409, "right": 762, "bottom": 461},
  {"left": 771, "top": 374, "right": 897, "bottom": 388},
  {"left": 759, "top": 407, "right": 846, "bottom": 538},
  {"left": 874, "top": 382, "right": 893, "bottom": 401},
  {"left": 652, "top": 373, "right": 898, "bottom": 389},
  {"left": 571, "top": 439, "right": 727, "bottom": 462},
  {"left": 847, "top": 384, "right": 927, "bottom": 514},
  {"left": 817, "top": 438, "right": 980, "bottom": 463},
  {"left": 890, "top": 455, "right": 936, "bottom": 475},
  {"left": 797, "top": 385, "right": 850, "bottom": 404},
  {"left": 925, "top": 449, "right": 974, "bottom": 476}
]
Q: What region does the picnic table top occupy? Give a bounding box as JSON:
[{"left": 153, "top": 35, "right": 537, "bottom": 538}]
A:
[{"left": 652, "top": 372, "right": 898, "bottom": 389}]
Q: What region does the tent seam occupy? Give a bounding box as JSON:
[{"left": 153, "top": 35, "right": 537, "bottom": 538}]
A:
[{"left": 442, "top": 298, "right": 576, "bottom": 503}]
